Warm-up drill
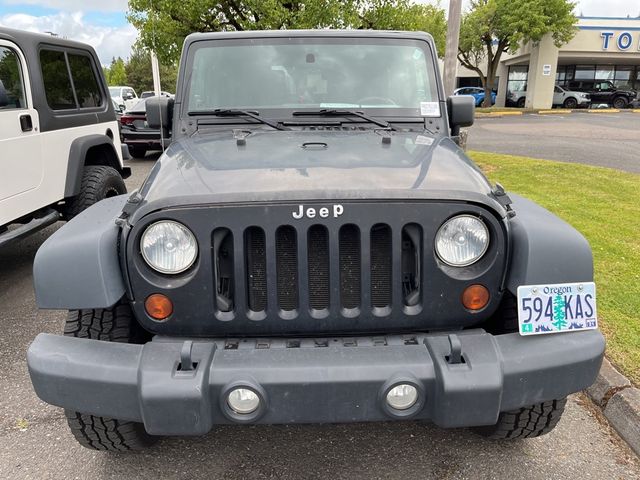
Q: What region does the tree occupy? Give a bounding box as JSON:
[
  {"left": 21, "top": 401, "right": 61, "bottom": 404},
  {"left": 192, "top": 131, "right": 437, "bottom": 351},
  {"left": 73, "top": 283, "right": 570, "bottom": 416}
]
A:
[
  {"left": 457, "top": 0, "right": 577, "bottom": 107},
  {"left": 127, "top": 0, "right": 447, "bottom": 64},
  {"left": 104, "top": 57, "right": 127, "bottom": 85},
  {"left": 124, "top": 46, "right": 178, "bottom": 94}
]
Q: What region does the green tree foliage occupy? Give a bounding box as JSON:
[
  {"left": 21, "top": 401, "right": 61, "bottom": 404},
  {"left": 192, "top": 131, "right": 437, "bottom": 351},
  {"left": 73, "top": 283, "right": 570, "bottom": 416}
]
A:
[
  {"left": 127, "top": 0, "right": 447, "bottom": 64},
  {"left": 125, "top": 46, "right": 178, "bottom": 94},
  {"left": 104, "top": 57, "right": 128, "bottom": 85},
  {"left": 457, "top": 0, "right": 577, "bottom": 107}
]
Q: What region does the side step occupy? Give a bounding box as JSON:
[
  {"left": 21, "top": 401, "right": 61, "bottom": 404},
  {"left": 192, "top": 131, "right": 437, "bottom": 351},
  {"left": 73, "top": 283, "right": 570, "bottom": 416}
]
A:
[{"left": 0, "top": 210, "right": 61, "bottom": 248}]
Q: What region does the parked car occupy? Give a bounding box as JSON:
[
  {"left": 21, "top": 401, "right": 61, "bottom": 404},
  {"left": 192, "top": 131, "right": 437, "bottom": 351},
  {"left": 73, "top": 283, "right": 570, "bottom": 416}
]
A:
[
  {"left": 506, "top": 89, "right": 527, "bottom": 108},
  {"left": 120, "top": 98, "right": 171, "bottom": 158},
  {"left": 567, "top": 80, "right": 636, "bottom": 109},
  {"left": 552, "top": 85, "right": 591, "bottom": 109},
  {"left": 109, "top": 85, "right": 139, "bottom": 111},
  {"left": 140, "top": 90, "right": 174, "bottom": 99},
  {"left": 28, "top": 29, "right": 603, "bottom": 452},
  {"left": 453, "top": 86, "right": 496, "bottom": 107},
  {"left": 0, "top": 27, "right": 129, "bottom": 247}
]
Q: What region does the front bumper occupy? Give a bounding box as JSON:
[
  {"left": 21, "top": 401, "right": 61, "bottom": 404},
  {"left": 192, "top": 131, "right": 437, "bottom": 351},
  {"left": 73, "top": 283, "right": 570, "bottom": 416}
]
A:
[{"left": 27, "top": 329, "right": 604, "bottom": 436}]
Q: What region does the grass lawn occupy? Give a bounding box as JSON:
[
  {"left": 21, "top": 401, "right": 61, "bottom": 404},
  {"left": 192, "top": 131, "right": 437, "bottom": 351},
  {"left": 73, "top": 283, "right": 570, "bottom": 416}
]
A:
[{"left": 469, "top": 151, "right": 640, "bottom": 385}]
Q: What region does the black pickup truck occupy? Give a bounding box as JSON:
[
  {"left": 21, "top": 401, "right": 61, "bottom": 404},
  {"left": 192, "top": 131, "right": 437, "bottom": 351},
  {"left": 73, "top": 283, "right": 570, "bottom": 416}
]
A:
[
  {"left": 568, "top": 79, "right": 637, "bottom": 108},
  {"left": 27, "top": 30, "right": 604, "bottom": 452}
]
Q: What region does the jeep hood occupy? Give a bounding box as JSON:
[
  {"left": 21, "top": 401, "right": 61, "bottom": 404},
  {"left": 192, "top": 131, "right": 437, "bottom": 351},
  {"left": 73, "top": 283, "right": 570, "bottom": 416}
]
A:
[{"left": 131, "top": 129, "right": 502, "bottom": 221}]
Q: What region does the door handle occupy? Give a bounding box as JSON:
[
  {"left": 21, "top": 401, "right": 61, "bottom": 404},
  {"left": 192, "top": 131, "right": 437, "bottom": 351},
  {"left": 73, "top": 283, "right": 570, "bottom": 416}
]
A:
[{"left": 20, "top": 114, "right": 33, "bottom": 132}]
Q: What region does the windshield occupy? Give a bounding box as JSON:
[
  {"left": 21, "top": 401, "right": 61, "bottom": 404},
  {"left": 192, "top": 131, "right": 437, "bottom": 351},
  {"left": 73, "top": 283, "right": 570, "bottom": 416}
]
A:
[
  {"left": 109, "top": 87, "right": 119, "bottom": 96},
  {"left": 186, "top": 37, "right": 440, "bottom": 117}
]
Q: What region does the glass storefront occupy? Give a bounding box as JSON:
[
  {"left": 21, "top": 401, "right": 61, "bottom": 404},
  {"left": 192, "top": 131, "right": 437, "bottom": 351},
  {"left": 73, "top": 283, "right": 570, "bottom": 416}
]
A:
[
  {"left": 507, "top": 65, "right": 528, "bottom": 94},
  {"left": 557, "top": 65, "right": 639, "bottom": 90}
]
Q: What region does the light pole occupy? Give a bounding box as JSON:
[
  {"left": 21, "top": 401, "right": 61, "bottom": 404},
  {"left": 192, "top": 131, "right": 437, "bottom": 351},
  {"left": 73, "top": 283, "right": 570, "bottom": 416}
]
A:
[{"left": 443, "top": 0, "right": 462, "bottom": 97}]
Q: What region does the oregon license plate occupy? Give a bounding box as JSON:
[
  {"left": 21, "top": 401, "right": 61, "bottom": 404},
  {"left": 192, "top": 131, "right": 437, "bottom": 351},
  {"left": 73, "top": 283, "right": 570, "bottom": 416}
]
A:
[{"left": 517, "top": 282, "right": 597, "bottom": 336}]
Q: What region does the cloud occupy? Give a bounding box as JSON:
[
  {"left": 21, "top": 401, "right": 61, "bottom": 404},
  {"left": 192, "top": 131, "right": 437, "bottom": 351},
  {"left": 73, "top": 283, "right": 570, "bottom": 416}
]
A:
[
  {"left": 3, "top": 0, "right": 128, "bottom": 13},
  {"left": 0, "top": 12, "right": 137, "bottom": 65}
]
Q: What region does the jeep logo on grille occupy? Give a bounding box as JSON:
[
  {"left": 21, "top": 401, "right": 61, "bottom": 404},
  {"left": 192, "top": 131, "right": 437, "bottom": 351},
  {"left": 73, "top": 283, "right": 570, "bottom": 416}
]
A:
[{"left": 292, "top": 204, "right": 344, "bottom": 219}]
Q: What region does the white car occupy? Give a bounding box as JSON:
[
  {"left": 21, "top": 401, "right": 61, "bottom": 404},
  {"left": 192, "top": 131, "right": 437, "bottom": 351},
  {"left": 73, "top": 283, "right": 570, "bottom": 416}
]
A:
[
  {"left": 0, "top": 27, "right": 130, "bottom": 247},
  {"left": 553, "top": 85, "right": 591, "bottom": 109},
  {"left": 109, "top": 86, "right": 139, "bottom": 111}
]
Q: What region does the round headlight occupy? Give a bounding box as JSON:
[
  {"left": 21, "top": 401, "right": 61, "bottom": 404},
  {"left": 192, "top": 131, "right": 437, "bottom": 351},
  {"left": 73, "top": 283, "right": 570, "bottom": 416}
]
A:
[
  {"left": 435, "top": 215, "right": 489, "bottom": 267},
  {"left": 141, "top": 220, "right": 198, "bottom": 274}
]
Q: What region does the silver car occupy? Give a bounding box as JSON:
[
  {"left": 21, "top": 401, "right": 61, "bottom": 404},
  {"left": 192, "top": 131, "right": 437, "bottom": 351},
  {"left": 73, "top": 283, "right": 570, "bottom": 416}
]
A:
[{"left": 553, "top": 85, "right": 590, "bottom": 109}]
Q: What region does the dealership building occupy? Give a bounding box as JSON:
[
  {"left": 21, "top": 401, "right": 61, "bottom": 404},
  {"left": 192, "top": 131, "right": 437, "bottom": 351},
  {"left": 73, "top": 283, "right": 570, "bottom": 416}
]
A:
[{"left": 455, "top": 16, "right": 640, "bottom": 108}]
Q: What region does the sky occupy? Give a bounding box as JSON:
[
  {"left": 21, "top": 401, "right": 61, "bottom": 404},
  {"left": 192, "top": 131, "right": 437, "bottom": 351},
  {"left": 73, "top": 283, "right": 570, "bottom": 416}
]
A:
[{"left": 0, "top": 0, "right": 638, "bottom": 65}]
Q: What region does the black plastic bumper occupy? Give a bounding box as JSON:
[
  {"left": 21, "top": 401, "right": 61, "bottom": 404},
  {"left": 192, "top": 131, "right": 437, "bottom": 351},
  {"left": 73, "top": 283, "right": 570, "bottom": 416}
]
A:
[{"left": 27, "top": 329, "right": 604, "bottom": 436}]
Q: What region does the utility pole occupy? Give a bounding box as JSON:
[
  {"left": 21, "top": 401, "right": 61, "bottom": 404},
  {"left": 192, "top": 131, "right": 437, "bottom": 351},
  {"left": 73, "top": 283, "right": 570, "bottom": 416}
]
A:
[
  {"left": 151, "top": 50, "right": 162, "bottom": 95},
  {"left": 443, "top": 0, "right": 462, "bottom": 97}
]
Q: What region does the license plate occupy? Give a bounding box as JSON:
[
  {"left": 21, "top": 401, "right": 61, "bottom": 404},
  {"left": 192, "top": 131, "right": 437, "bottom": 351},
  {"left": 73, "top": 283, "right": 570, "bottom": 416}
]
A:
[{"left": 517, "top": 282, "right": 597, "bottom": 336}]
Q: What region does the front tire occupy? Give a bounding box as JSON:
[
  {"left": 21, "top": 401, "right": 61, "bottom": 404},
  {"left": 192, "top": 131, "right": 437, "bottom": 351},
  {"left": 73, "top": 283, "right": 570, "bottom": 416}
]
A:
[
  {"left": 473, "top": 398, "right": 567, "bottom": 439},
  {"left": 516, "top": 97, "right": 526, "bottom": 108},
  {"left": 563, "top": 97, "right": 578, "bottom": 109},
  {"left": 63, "top": 165, "right": 126, "bottom": 220},
  {"left": 612, "top": 96, "right": 628, "bottom": 109},
  {"left": 63, "top": 302, "right": 156, "bottom": 451}
]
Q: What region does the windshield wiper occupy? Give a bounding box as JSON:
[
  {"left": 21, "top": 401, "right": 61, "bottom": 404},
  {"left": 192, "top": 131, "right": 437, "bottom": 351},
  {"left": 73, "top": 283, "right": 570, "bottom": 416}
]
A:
[
  {"left": 188, "top": 109, "right": 287, "bottom": 131},
  {"left": 292, "top": 109, "right": 395, "bottom": 130}
]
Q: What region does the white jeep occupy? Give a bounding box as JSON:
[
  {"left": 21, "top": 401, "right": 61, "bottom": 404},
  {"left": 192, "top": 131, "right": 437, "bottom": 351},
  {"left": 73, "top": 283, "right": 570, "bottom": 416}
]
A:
[{"left": 0, "top": 27, "right": 130, "bottom": 246}]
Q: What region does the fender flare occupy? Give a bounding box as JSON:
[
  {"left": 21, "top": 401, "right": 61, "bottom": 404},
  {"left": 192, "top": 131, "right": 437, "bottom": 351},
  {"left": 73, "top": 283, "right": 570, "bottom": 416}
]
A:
[
  {"left": 64, "top": 134, "right": 123, "bottom": 197},
  {"left": 505, "top": 194, "right": 593, "bottom": 294},
  {"left": 34, "top": 195, "right": 127, "bottom": 310}
]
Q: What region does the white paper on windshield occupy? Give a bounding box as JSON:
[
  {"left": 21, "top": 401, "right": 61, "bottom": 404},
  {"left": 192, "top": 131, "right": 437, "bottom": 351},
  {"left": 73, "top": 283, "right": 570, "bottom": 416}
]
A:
[
  {"left": 420, "top": 102, "right": 440, "bottom": 117},
  {"left": 415, "top": 135, "right": 434, "bottom": 146}
]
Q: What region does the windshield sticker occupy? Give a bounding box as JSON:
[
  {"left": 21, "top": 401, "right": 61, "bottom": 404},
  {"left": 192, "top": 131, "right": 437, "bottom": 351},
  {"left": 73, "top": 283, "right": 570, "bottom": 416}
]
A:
[
  {"left": 420, "top": 102, "right": 440, "bottom": 117},
  {"left": 415, "top": 135, "right": 434, "bottom": 146}
]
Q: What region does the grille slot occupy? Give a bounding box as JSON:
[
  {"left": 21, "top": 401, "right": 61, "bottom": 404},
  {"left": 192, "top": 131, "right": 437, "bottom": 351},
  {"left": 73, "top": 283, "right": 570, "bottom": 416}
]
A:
[
  {"left": 402, "top": 224, "right": 422, "bottom": 307},
  {"left": 339, "top": 225, "right": 361, "bottom": 309},
  {"left": 308, "top": 225, "right": 330, "bottom": 310},
  {"left": 276, "top": 226, "right": 298, "bottom": 311},
  {"left": 213, "top": 228, "right": 234, "bottom": 312},
  {"left": 245, "top": 227, "right": 267, "bottom": 312},
  {"left": 370, "top": 224, "right": 392, "bottom": 308}
]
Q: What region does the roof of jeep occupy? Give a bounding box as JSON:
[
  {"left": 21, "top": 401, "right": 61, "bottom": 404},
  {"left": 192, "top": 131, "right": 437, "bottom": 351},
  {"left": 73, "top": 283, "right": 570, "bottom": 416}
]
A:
[
  {"left": 184, "top": 29, "right": 435, "bottom": 46},
  {"left": 0, "top": 26, "right": 97, "bottom": 52}
]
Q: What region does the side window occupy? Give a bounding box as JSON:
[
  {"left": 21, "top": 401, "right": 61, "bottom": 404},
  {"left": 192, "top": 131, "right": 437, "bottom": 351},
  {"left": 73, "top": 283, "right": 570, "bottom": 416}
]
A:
[
  {"left": 40, "top": 49, "right": 75, "bottom": 110},
  {"left": 0, "top": 46, "right": 26, "bottom": 110},
  {"left": 68, "top": 53, "right": 103, "bottom": 108}
]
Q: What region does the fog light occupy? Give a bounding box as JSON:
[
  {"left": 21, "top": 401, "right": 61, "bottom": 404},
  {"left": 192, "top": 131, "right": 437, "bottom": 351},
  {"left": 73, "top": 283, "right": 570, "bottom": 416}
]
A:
[
  {"left": 227, "top": 388, "right": 260, "bottom": 414},
  {"left": 386, "top": 384, "right": 418, "bottom": 410}
]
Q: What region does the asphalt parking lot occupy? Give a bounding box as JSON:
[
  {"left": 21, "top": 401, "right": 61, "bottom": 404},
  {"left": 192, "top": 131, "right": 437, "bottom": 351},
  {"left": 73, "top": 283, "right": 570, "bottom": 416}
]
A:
[
  {"left": 1, "top": 157, "right": 639, "bottom": 479},
  {"left": 467, "top": 112, "right": 640, "bottom": 173}
]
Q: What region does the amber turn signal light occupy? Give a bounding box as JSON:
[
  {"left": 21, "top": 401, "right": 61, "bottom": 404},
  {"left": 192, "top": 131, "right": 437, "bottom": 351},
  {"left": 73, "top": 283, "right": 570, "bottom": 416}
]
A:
[
  {"left": 145, "top": 294, "right": 173, "bottom": 320},
  {"left": 462, "top": 284, "right": 490, "bottom": 311}
]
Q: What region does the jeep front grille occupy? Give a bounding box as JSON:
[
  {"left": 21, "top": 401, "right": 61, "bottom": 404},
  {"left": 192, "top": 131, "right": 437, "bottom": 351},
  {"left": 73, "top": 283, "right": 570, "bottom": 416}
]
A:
[
  {"left": 129, "top": 201, "right": 507, "bottom": 336},
  {"left": 214, "top": 223, "right": 423, "bottom": 319}
]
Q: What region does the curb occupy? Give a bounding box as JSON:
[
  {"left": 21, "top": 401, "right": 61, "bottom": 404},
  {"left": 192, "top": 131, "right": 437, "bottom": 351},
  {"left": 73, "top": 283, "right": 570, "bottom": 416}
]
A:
[
  {"left": 475, "top": 108, "right": 640, "bottom": 118},
  {"left": 586, "top": 357, "right": 640, "bottom": 456}
]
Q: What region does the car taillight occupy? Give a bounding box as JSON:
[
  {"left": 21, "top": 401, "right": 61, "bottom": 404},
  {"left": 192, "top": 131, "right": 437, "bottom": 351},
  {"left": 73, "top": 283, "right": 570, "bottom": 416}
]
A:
[{"left": 120, "top": 115, "right": 135, "bottom": 126}]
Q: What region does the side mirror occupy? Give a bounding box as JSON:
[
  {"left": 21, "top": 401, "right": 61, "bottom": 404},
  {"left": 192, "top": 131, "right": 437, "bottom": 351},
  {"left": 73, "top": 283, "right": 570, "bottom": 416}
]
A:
[
  {"left": 447, "top": 95, "right": 475, "bottom": 135},
  {"left": 0, "top": 80, "right": 9, "bottom": 107},
  {"left": 147, "top": 96, "right": 174, "bottom": 130}
]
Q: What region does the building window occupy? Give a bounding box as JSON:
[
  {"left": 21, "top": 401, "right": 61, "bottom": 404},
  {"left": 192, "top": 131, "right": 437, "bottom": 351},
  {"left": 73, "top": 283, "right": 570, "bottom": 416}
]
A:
[
  {"left": 575, "top": 65, "right": 595, "bottom": 80},
  {"left": 507, "top": 66, "right": 528, "bottom": 94},
  {"left": 613, "top": 66, "right": 633, "bottom": 89}
]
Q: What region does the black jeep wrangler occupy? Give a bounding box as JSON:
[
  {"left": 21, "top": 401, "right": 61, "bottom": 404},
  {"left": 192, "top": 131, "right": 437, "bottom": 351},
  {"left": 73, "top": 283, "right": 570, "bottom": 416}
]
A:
[{"left": 27, "top": 30, "right": 604, "bottom": 452}]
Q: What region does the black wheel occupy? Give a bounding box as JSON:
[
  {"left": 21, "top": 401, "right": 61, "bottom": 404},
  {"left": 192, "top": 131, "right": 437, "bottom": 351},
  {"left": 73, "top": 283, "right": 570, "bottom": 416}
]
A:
[
  {"left": 473, "top": 398, "right": 567, "bottom": 439},
  {"left": 516, "top": 97, "right": 526, "bottom": 108},
  {"left": 63, "top": 301, "right": 156, "bottom": 451},
  {"left": 612, "top": 96, "right": 628, "bottom": 109},
  {"left": 128, "top": 145, "right": 148, "bottom": 158},
  {"left": 563, "top": 97, "right": 578, "bottom": 109},
  {"left": 63, "top": 165, "right": 126, "bottom": 220}
]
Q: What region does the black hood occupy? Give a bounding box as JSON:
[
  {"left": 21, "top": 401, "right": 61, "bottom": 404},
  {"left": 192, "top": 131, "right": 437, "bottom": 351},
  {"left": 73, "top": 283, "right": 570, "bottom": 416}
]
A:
[{"left": 131, "top": 128, "right": 502, "bottom": 222}]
